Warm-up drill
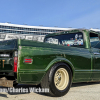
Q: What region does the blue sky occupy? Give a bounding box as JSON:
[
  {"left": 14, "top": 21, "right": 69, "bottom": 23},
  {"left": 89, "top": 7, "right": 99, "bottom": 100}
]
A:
[{"left": 0, "top": 0, "right": 100, "bottom": 29}]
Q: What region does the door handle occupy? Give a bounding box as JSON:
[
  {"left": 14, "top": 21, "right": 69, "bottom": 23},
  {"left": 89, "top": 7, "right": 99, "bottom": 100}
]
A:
[{"left": 94, "top": 52, "right": 100, "bottom": 55}]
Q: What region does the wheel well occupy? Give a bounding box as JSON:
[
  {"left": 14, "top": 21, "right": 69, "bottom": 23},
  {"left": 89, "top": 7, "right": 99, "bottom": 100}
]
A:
[
  {"left": 41, "top": 62, "right": 73, "bottom": 86},
  {"left": 52, "top": 62, "right": 73, "bottom": 77}
]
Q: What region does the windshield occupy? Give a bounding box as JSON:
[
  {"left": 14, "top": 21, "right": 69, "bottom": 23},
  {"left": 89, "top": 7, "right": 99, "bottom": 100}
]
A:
[{"left": 45, "top": 32, "right": 84, "bottom": 47}]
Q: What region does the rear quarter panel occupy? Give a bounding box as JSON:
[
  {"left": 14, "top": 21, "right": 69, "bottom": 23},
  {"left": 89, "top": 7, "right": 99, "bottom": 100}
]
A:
[{"left": 17, "top": 39, "right": 92, "bottom": 84}]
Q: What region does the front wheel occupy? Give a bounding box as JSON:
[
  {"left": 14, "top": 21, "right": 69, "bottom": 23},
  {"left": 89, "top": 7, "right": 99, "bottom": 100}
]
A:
[{"left": 41, "top": 63, "right": 72, "bottom": 97}]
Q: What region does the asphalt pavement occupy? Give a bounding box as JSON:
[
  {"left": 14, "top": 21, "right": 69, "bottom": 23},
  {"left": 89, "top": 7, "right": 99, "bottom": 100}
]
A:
[{"left": 0, "top": 82, "right": 100, "bottom": 100}]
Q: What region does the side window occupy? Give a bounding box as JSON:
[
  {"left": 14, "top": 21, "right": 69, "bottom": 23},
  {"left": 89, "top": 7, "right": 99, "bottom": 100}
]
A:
[
  {"left": 45, "top": 32, "right": 84, "bottom": 47},
  {"left": 89, "top": 32, "right": 100, "bottom": 48}
]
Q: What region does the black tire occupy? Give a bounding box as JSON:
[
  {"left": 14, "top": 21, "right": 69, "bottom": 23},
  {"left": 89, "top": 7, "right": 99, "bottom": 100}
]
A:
[{"left": 41, "top": 63, "right": 72, "bottom": 97}]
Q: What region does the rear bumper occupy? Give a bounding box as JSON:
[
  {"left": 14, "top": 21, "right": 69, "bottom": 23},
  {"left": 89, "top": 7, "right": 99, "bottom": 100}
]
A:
[{"left": 0, "top": 71, "right": 14, "bottom": 76}]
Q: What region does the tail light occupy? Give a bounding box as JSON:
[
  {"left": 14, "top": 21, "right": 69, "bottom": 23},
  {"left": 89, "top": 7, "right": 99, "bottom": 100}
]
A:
[{"left": 13, "top": 57, "right": 18, "bottom": 72}]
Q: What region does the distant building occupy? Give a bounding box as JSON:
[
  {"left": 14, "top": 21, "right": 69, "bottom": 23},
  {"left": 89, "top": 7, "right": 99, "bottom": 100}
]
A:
[{"left": 0, "top": 23, "right": 75, "bottom": 42}]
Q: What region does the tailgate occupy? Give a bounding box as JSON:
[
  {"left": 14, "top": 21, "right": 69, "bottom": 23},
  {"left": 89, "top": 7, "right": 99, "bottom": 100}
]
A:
[{"left": 0, "top": 39, "right": 18, "bottom": 72}]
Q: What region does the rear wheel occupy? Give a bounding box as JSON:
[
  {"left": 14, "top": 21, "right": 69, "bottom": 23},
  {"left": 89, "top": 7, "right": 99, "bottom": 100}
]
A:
[
  {"left": 54, "top": 68, "right": 69, "bottom": 90},
  {"left": 41, "top": 63, "right": 72, "bottom": 97}
]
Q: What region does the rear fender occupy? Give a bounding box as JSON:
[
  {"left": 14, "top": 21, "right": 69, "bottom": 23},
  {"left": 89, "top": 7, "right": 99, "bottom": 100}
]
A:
[{"left": 45, "top": 57, "right": 75, "bottom": 77}]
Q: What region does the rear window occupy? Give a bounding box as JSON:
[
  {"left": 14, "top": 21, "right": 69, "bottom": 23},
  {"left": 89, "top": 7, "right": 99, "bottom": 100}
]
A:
[{"left": 45, "top": 32, "right": 84, "bottom": 47}]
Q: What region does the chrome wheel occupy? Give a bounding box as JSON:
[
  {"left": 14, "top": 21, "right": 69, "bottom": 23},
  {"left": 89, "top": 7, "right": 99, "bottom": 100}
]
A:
[{"left": 54, "top": 68, "right": 69, "bottom": 90}]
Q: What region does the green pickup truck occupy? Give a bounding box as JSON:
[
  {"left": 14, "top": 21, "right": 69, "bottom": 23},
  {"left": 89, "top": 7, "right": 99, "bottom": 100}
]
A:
[{"left": 0, "top": 29, "right": 100, "bottom": 97}]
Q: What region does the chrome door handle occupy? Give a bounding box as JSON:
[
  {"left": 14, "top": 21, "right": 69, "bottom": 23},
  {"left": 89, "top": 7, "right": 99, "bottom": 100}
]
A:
[{"left": 94, "top": 52, "right": 100, "bottom": 55}]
